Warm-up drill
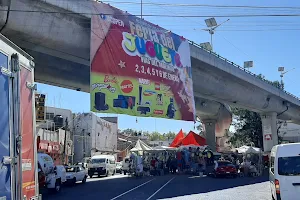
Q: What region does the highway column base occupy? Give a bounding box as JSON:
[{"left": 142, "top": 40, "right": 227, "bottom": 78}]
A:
[
  {"left": 260, "top": 112, "right": 278, "bottom": 152},
  {"left": 203, "top": 120, "right": 217, "bottom": 152}
]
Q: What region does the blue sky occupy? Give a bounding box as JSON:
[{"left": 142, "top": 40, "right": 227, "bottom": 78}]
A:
[{"left": 38, "top": 0, "right": 299, "bottom": 134}]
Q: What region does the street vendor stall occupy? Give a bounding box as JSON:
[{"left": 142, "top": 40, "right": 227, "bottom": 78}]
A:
[
  {"left": 123, "top": 140, "right": 153, "bottom": 177},
  {"left": 177, "top": 131, "right": 207, "bottom": 147},
  {"left": 153, "top": 146, "right": 177, "bottom": 151},
  {"left": 169, "top": 129, "right": 185, "bottom": 147},
  {"left": 130, "top": 139, "right": 153, "bottom": 155},
  {"left": 143, "top": 146, "right": 177, "bottom": 176},
  {"left": 236, "top": 145, "right": 263, "bottom": 176},
  {"left": 169, "top": 131, "right": 213, "bottom": 175}
]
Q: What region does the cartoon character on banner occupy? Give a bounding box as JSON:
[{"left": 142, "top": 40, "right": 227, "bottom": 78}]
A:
[
  {"left": 156, "top": 94, "right": 163, "bottom": 105},
  {"left": 166, "top": 98, "right": 176, "bottom": 118},
  {"left": 128, "top": 97, "right": 134, "bottom": 109}
]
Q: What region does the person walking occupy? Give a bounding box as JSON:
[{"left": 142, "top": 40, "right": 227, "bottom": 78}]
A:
[
  {"left": 170, "top": 157, "right": 177, "bottom": 174},
  {"left": 166, "top": 156, "right": 171, "bottom": 173},
  {"left": 176, "top": 151, "right": 182, "bottom": 173}
]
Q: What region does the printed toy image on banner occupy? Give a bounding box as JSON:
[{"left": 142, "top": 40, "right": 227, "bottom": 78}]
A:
[{"left": 90, "top": 2, "right": 195, "bottom": 121}]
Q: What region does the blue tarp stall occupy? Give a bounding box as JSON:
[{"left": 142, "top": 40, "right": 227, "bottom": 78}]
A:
[{"left": 0, "top": 52, "right": 11, "bottom": 199}]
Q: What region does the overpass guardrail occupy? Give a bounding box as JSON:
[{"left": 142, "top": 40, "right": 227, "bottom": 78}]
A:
[{"left": 188, "top": 40, "right": 300, "bottom": 102}]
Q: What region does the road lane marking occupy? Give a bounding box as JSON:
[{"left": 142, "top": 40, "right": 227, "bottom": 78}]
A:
[
  {"left": 110, "top": 178, "right": 155, "bottom": 200},
  {"left": 146, "top": 177, "right": 175, "bottom": 200}
]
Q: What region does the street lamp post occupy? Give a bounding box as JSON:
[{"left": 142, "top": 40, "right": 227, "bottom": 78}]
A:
[
  {"left": 203, "top": 18, "right": 230, "bottom": 51},
  {"left": 278, "top": 67, "right": 295, "bottom": 89}
]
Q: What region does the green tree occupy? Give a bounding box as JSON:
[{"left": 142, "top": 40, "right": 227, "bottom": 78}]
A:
[
  {"left": 164, "top": 131, "right": 176, "bottom": 140},
  {"left": 121, "top": 128, "right": 135, "bottom": 135},
  {"left": 257, "top": 74, "right": 284, "bottom": 89},
  {"left": 196, "top": 122, "right": 205, "bottom": 136},
  {"left": 229, "top": 108, "right": 263, "bottom": 148},
  {"left": 119, "top": 129, "right": 176, "bottom": 141},
  {"left": 148, "top": 131, "right": 162, "bottom": 141},
  {"left": 146, "top": 131, "right": 176, "bottom": 141}
]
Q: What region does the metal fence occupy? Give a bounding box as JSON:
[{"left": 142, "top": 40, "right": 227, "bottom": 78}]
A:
[{"left": 188, "top": 40, "right": 300, "bottom": 102}]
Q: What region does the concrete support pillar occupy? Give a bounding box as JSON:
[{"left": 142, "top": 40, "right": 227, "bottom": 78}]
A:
[
  {"left": 203, "top": 120, "right": 217, "bottom": 152},
  {"left": 260, "top": 112, "right": 278, "bottom": 152}
]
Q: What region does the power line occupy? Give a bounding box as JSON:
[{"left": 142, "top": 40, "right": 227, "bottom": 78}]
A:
[
  {"left": 102, "top": 1, "right": 300, "bottom": 10},
  {"left": 144, "top": 0, "right": 205, "bottom": 27},
  {"left": 220, "top": 35, "right": 250, "bottom": 58},
  {"left": 3, "top": 9, "right": 300, "bottom": 18},
  {"left": 8, "top": 22, "right": 300, "bottom": 32},
  {"left": 213, "top": 28, "right": 300, "bottom": 32}
]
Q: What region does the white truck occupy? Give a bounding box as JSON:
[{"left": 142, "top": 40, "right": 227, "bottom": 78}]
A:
[
  {"left": 37, "top": 153, "right": 66, "bottom": 193},
  {"left": 0, "top": 33, "right": 40, "bottom": 200},
  {"left": 87, "top": 155, "right": 116, "bottom": 178}
]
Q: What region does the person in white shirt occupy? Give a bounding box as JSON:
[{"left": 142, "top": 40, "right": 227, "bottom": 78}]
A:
[{"left": 214, "top": 160, "right": 218, "bottom": 171}]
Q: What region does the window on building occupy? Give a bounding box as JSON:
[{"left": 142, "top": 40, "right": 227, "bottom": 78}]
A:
[{"left": 46, "top": 112, "right": 55, "bottom": 120}]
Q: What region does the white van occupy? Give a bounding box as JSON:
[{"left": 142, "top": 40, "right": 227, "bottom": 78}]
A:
[
  {"left": 269, "top": 143, "right": 300, "bottom": 200},
  {"left": 87, "top": 155, "right": 116, "bottom": 178}
]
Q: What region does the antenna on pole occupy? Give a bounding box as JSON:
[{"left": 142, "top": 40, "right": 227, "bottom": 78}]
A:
[{"left": 202, "top": 18, "right": 230, "bottom": 51}]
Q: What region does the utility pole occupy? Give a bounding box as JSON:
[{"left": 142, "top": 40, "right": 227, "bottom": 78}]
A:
[
  {"left": 82, "top": 129, "right": 86, "bottom": 158},
  {"left": 141, "top": 0, "right": 143, "bottom": 19},
  {"left": 278, "top": 67, "right": 295, "bottom": 90},
  {"left": 203, "top": 18, "right": 230, "bottom": 51},
  {"left": 72, "top": 116, "right": 75, "bottom": 164},
  {"left": 62, "top": 117, "right": 68, "bottom": 165}
]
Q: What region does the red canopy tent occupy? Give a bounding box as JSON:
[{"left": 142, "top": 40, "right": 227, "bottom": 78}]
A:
[
  {"left": 169, "top": 129, "right": 185, "bottom": 147},
  {"left": 178, "top": 131, "right": 206, "bottom": 147}
]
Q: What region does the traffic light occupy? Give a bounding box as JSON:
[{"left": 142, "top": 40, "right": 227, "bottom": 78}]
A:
[{"left": 35, "top": 93, "right": 46, "bottom": 121}]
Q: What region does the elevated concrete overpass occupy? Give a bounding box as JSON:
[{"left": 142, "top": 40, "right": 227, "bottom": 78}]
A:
[{"left": 1, "top": 0, "right": 299, "bottom": 151}]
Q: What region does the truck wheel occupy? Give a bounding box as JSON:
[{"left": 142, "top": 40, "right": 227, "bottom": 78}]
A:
[
  {"left": 124, "top": 171, "right": 127, "bottom": 175},
  {"left": 82, "top": 176, "right": 87, "bottom": 184},
  {"left": 54, "top": 180, "right": 61, "bottom": 193}
]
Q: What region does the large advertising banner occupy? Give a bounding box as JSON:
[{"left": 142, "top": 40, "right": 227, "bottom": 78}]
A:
[
  {"left": 90, "top": 2, "right": 195, "bottom": 121},
  {"left": 20, "top": 66, "right": 36, "bottom": 199}
]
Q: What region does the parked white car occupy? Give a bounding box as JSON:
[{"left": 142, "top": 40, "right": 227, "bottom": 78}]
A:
[
  {"left": 65, "top": 165, "right": 88, "bottom": 185},
  {"left": 116, "top": 162, "right": 122, "bottom": 174}
]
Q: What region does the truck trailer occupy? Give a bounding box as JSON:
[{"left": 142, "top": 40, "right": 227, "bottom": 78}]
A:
[{"left": 0, "top": 33, "right": 40, "bottom": 200}]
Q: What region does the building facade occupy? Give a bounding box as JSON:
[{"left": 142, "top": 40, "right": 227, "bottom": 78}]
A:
[
  {"left": 36, "top": 106, "right": 73, "bottom": 164},
  {"left": 278, "top": 121, "right": 300, "bottom": 143},
  {"left": 73, "top": 113, "right": 118, "bottom": 163}
]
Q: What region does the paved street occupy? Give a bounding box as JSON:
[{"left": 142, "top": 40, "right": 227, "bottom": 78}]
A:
[{"left": 42, "top": 173, "right": 272, "bottom": 200}]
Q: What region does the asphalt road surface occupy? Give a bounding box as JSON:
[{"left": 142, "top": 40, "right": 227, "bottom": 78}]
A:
[{"left": 42, "top": 173, "right": 272, "bottom": 200}]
